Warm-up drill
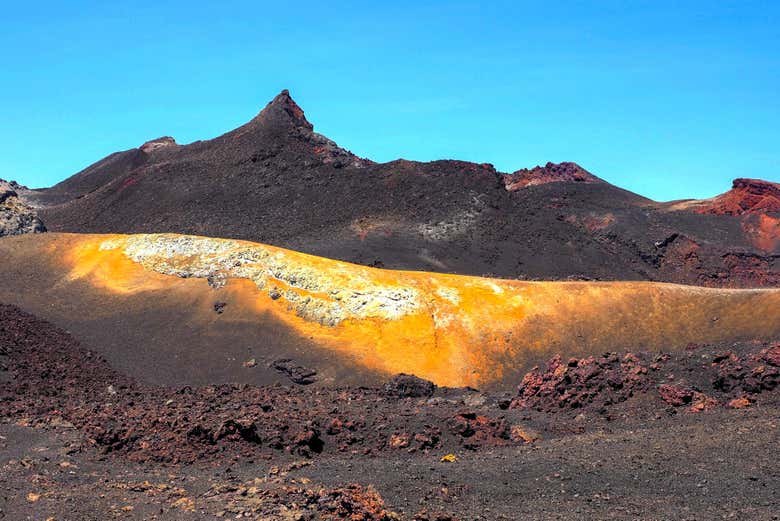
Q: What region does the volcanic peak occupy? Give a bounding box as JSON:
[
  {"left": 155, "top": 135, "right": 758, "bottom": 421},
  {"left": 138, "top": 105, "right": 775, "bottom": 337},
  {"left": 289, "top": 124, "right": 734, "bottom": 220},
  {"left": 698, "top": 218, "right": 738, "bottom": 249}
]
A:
[
  {"left": 248, "top": 89, "right": 314, "bottom": 132},
  {"left": 503, "top": 161, "right": 603, "bottom": 191}
]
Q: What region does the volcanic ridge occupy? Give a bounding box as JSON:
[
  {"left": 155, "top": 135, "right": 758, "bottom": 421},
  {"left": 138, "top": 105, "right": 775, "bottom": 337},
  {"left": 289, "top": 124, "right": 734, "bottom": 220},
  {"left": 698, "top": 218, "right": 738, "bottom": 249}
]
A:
[{"left": 20, "top": 89, "right": 779, "bottom": 287}]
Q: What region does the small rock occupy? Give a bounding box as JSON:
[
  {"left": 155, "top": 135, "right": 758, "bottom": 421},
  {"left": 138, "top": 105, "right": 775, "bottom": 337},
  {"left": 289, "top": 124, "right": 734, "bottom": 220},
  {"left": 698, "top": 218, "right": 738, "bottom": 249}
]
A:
[
  {"left": 291, "top": 428, "right": 323, "bottom": 456},
  {"left": 509, "top": 425, "right": 541, "bottom": 444},
  {"left": 384, "top": 374, "right": 436, "bottom": 398},
  {"left": 272, "top": 358, "right": 317, "bottom": 384},
  {"left": 658, "top": 384, "right": 694, "bottom": 406},
  {"left": 727, "top": 396, "right": 753, "bottom": 409},
  {"left": 389, "top": 433, "right": 411, "bottom": 449}
]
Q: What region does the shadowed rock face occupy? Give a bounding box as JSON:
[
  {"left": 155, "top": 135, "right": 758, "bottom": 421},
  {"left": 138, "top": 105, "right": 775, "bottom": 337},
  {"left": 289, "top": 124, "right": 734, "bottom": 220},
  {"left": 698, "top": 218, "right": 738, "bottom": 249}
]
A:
[
  {"left": 0, "top": 180, "right": 45, "bottom": 237},
  {"left": 24, "top": 90, "right": 780, "bottom": 286},
  {"left": 2, "top": 232, "right": 780, "bottom": 389}
]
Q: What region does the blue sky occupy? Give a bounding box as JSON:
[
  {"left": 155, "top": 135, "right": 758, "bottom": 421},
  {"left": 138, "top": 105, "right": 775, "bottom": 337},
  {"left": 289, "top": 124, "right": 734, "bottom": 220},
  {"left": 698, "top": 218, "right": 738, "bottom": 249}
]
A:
[{"left": 1, "top": 1, "right": 778, "bottom": 200}]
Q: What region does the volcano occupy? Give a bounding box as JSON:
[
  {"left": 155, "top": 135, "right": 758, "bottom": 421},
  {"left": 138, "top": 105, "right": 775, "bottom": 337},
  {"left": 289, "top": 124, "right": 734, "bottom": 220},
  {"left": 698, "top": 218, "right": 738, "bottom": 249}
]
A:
[{"left": 22, "top": 89, "right": 778, "bottom": 287}]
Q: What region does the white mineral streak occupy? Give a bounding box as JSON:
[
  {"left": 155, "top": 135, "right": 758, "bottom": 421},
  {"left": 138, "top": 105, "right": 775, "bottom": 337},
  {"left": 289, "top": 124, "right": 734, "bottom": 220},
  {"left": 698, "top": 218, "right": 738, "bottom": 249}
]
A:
[{"left": 100, "top": 234, "right": 421, "bottom": 325}]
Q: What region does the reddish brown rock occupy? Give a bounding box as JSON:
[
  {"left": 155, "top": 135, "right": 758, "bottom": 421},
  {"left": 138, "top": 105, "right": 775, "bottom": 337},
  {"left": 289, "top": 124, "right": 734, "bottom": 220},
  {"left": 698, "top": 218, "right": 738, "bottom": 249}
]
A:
[
  {"left": 447, "top": 412, "right": 517, "bottom": 449},
  {"left": 388, "top": 433, "right": 411, "bottom": 450},
  {"left": 763, "top": 344, "right": 780, "bottom": 367},
  {"left": 503, "top": 162, "right": 604, "bottom": 191},
  {"left": 727, "top": 396, "right": 754, "bottom": 409},
  {"left": 509, "top": 425, "right": 541, "bottom": 444},
  {"left": 694, "top": 178, "right": 780, "bottom": 216},
  {"left": 689, "top": 393, "right": 719, "bottom": 412},
  {"left": 511, "top": 352, "right": 657, "bottom": 412},
  {"left": 658, "top": 384, "right": 695, "bottom": 407}
]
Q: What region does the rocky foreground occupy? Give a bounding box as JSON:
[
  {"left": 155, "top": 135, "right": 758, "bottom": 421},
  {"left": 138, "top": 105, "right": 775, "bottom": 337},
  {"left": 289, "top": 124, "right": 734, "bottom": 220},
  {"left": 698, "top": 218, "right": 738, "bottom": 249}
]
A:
[{"left": 1, "top": 304, "right": 778, "bottom": 519}]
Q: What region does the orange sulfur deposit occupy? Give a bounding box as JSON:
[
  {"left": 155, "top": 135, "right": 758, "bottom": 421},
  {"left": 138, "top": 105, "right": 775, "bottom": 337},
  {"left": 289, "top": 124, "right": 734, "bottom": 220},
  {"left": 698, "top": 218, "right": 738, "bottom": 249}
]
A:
[{"left": 6, "top": 232, "right": 780, "bottom": 388}]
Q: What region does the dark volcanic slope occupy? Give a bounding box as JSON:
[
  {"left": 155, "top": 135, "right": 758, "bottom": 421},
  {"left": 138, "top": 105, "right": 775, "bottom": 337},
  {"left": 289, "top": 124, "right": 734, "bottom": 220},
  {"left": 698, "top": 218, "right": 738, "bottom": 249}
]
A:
[{"left": 33, "top": 90, "right": 780, "bottom": 286}]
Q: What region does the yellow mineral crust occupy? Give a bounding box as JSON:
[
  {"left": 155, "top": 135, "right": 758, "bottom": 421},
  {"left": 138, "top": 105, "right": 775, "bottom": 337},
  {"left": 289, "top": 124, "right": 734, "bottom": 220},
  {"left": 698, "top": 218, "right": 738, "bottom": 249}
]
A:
[{"left": 60, "top": 233, "right": 780, "bottom": 388}]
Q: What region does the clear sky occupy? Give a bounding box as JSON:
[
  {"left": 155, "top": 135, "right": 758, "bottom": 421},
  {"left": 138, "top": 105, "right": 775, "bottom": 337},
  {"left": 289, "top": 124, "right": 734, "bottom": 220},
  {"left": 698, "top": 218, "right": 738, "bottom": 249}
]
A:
[{"left": 2, "top": 1, "right": 778, "bottom": 200}]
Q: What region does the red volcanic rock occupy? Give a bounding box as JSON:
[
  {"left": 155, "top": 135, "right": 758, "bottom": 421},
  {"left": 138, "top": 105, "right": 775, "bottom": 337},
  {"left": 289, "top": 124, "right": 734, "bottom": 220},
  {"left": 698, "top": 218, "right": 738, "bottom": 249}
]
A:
[
  {"left": 314, "top": 484, "right": 399, "bottom": 521},
  {"left": 503, "top": 162, "right": 603, "bottom": 191},
  {"left": 446, "top": 412, "right": 514, "bottom": 449},
  {"left": 764, "top": 344, "right": 780, "bottom": 367},
  {"left": 211, "top": 480, "right": 402, "bottom": 521},
  {"left": 727, "top": 396, "right": 754, "bottom": 409},
  {"left": 689, "top": 393, "right": 719, "bottom": 412},
  {"left": 695, "top": 178, "right": 780, "bottom": 216},
  {"left": 510, "top": 353, "right": 657, "bottom": 412},
  {"left": 742, "top": 213, "right": 780, "bottom": 252},
  {"left": 656, "top": 385, "right": 717, "bottom": 412},
  {"left": 291, "top": 427, "right": 324, "bottom": 456},
  {"left": 658, "top": 384, "right": 695, "bottom": 407},
  {"left": 712, "top": 347, "right": 780, "bottom": 394},
  {"left": 508, "top": 425, "right": 541, "bottom": 444}
]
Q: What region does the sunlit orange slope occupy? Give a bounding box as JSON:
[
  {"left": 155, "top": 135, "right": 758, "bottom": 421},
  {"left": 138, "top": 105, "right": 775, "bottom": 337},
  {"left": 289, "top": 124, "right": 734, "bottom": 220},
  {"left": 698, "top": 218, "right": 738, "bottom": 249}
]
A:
[{"left": 6, "top": 232, "right": 780, "bottom": 388}]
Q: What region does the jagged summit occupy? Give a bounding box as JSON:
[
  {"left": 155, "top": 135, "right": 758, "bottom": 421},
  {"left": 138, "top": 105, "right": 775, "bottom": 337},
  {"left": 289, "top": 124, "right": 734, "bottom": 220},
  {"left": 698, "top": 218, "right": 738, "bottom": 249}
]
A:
[
  {"left": 503, "top": 162, "right": 604, "bottom": 191},
  {"left": 231, "top": 89, "right": 370, "bottom": 168},
  {"left": 247, "top": 89, "right": 314, "bottom": 132}
]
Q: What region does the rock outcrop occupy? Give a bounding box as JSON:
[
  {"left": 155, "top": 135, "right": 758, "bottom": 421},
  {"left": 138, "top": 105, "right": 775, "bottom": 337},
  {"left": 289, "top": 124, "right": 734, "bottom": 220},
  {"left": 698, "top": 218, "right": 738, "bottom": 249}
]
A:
[
  {"left": 503, "top": 162, "right": 603, "bottom": 191},
  {"left": 691, "top": 178, "right": 780, "bottom": 216},
  {"left": 0, "top": 180, "right": 45, "bottom": 237},
  {"left": 139, "top": 136, "right": 178, "bottom": 154}
]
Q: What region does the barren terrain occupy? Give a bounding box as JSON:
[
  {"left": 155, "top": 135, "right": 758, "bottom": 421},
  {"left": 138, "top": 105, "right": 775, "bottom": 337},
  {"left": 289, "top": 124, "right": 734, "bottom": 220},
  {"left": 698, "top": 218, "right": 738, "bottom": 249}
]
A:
[
  {"left": 2, "top": 89, "right": 780, "bottom": 520},
  {"left": 1, "top": 304, "right": 779, "bottom": 520}
]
